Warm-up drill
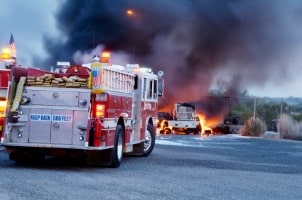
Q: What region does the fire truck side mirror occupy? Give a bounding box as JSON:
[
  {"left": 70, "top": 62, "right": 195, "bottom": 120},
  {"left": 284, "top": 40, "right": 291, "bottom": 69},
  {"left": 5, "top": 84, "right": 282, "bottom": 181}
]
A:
[{"left": 158, "top": 78, "right": 164, "bottom": 97}]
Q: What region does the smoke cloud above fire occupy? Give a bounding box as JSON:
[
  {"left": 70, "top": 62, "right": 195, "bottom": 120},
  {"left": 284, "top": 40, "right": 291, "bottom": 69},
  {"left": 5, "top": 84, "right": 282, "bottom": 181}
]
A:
[{"left": 36, "top": 0, "right": 302, "bottom": 116}]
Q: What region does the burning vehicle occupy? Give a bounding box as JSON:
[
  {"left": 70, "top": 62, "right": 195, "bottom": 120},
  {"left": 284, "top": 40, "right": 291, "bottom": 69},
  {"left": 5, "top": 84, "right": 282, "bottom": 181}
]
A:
[
  {"left": 157, "top": 112, "right": 172, "bottom": 128},
  {"left": 159, "top": 103, "right": 202, "bottom": 135}
]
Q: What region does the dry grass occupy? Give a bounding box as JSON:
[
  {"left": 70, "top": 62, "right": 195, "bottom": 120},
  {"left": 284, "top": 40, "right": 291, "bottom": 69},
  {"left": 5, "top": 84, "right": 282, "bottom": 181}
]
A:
[
  {"left": 278, "top": 114, "right": 302, "bottom": 140},
  {"left": 240, "top": 117, "right": 267, "bottom": 137}
]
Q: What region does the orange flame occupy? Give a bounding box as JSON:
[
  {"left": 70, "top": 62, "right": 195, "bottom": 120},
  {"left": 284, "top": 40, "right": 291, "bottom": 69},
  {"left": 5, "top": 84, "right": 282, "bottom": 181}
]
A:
[
  {"left": 196, "top": 114, "right": 212, "bottom": 134},
  {"left": 197, "top": 113, "right": 224, "bottom": 135}
]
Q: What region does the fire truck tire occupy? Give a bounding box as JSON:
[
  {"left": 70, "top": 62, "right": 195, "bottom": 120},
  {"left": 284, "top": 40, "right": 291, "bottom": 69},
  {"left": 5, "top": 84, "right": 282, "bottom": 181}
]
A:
[
  {"left": 143, "top": 124, "right": 156, "bottom": 157},
  {"left": 185, "top": 129, "right": 191, "bottom": 135},
  {"left": 159, "top": 121, "right": 171, "bottom": 134},
  {"left": 110, "top": 124, "right": 124, "bottom": 168},
  {"left": 164, "top": 128, "right": 172, "bottom": 134}
]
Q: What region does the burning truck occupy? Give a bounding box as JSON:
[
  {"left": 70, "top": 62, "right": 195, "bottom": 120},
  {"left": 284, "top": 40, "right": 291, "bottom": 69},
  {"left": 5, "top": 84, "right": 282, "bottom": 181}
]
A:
[
  {"left": 158, "top": 99, "right": 239, "bottom": 135},
  {"left": 158, "top": 103, "right": 202, "bottom": 135}
]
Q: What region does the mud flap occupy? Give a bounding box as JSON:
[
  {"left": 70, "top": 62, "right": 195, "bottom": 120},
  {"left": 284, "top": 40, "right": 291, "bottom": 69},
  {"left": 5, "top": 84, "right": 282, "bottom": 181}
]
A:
[
  {"left": 125, "top": 142, "right": 144, "bottom": 156},
  {"left": 86, "top": 149, "right": 113, "bottom": 166},
  {"left": 9, "top": 149, "right": 45, "bottom": 164}
]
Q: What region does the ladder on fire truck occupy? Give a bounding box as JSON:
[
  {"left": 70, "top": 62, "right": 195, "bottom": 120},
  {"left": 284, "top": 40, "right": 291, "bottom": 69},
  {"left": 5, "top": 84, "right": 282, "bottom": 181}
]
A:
[{"left": 98, "top": 64, "right": 135, "bottom": 93}]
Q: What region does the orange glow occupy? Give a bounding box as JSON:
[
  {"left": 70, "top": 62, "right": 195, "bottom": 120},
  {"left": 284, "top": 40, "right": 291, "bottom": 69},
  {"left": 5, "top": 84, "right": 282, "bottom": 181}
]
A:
[
  {"left": 197, "top": 114, "right": 212, "bottom": 134},
  {"left": 197, "top": 113, "right": 224, "bottom": 135},
  {"left": 126, "top": 9, "right": 134, "bottom": 16}
]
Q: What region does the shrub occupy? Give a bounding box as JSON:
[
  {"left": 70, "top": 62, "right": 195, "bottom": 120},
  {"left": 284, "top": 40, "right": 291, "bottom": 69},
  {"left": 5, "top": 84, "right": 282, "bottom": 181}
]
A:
[
  {"left": 278, "top": 114, "right": 302, "bottom": 140},
  {"left": 240, "top": 117, "right": 267, "bottom": 137}
]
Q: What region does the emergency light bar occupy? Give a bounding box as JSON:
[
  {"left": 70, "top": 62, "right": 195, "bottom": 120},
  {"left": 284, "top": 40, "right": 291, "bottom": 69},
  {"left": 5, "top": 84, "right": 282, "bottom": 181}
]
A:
[
  {"left": 140, "top": 67, "right": 152, "bottom": 73},
  {"left": 57, "top": 61, "right": 70, "bottom": 66},
  {"left": 100, "top": 51, "right": 111, "bottom": 63},
  {"left": 125, "top": 64, "right": 153, "bottom": 73}
]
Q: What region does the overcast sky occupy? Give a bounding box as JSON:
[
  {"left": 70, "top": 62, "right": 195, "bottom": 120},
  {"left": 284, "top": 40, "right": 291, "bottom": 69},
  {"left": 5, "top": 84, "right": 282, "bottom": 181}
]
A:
[
  {"left": 1, "top": 0, "right": 302, "bottom": 98},
  {"left": 0, "top": 0, "right": 60, "bottom": 66}
]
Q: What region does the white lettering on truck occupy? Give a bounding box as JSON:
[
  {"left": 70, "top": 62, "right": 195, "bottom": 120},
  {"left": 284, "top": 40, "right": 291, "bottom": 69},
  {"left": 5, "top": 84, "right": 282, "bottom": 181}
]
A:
[
  {"left": 30, "top": 114, "right": 51, "bottom": 121},
  {"left": 52, "top": 115, "right": 72, "bottom": 123},
  {"left": 30, "top": 114, "right": 72, "bottom": 123}
]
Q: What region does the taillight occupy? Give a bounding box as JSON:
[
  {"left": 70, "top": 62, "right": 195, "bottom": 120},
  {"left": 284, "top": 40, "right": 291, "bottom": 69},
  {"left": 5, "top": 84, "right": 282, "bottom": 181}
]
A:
[
  {"left": 93, "top": 93, "right": 107, "bottom": 118},
  {"left": 95, "top": 104, "right": 105, "bottom": 117}
]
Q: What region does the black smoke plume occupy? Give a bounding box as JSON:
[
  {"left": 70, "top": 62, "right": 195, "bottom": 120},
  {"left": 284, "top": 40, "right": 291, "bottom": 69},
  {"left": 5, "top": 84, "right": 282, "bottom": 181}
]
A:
[{"left": 35, "top": 0, "right": 302, "bottom": 117}]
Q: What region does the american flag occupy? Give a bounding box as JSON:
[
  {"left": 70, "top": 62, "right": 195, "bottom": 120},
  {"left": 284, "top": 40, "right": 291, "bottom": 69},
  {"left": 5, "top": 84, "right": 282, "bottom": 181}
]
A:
[{"left": 10, "top": 33, "right": 16, "bottom": 58}]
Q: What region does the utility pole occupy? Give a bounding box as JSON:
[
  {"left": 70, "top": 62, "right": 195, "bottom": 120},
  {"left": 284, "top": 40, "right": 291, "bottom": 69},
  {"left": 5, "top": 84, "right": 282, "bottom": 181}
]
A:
[
  {"left": 253, "top": 97, "right": 256, "bottom": 119},
  {"left": 280, "top": 98, "right": 283, "bottom": 115},
  {"left": 92, "top": 31, "right": 95, "bottom": 48}
]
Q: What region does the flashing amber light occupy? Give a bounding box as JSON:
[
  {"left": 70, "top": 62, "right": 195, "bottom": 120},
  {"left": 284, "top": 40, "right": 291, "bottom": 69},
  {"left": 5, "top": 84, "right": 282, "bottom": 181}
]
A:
[
  {"left": 1, "top": 48, "right": 11, "bottom": 59},
  {"left": 95, "top": 104, "right": 105, "bottom": 117},
  {"left": 133, "top": 67, "right": 140, "bottom": 73},
  {"left": 0, "top": 100, "right": 7, "bottom": 114},
  {"left": 100, "top": 51, "right": 110, "bottom": 63},
  {"left": 101, "top": 51, "right": 110, "bottom": 58}
]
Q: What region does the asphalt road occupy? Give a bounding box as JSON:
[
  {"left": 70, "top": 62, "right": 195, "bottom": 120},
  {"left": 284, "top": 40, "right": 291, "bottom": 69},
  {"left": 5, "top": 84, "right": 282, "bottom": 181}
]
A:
[{"left": 0, "top": 134, "right": 301, "bottom": 200}]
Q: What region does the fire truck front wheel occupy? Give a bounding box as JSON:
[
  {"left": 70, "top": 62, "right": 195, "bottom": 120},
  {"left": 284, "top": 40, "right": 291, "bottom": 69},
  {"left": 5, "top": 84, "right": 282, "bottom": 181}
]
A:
[
  {"left": 111, "top": 124, "right": 124, "bottom": 168},
  {"left": 143, "top": 124, "right": 156, "bottom": 157}
]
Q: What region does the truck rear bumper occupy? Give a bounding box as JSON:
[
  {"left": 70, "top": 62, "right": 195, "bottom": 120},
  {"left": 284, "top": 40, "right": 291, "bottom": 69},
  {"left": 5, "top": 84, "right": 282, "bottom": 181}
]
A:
[
  {"left": 168, "top": 120, "right": 199, "bottom": 129},
  {"left": 2, "top": 142, "right": 114, "bottom": 151}
]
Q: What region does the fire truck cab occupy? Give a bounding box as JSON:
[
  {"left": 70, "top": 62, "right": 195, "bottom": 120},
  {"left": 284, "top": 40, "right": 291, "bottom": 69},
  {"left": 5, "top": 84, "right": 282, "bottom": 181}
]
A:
[{"left": 2, "top": 55, "right": 162, "bottom": 167}]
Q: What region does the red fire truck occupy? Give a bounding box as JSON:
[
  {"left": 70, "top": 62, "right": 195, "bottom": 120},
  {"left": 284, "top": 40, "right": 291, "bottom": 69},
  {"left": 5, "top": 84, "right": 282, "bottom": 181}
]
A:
[
  {"left": 0, "top": 66, "right": 10, "bottom": 138},
  {"left": 1, "top": 53, "right": 163, "bottom": 167},
  {"left": 0, "top": 38, "right": 17, "bottom": 138}
]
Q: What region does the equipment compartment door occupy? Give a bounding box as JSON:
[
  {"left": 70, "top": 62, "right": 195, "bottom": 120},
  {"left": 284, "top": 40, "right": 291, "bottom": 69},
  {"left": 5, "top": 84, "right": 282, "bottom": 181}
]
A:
[
  {"left": 25, "top": 87, "right": 79, "bottom": 107},
  {"left": 29, "top": 108, "right": 51, "bottom": 143},
  {"left": 51, "top": 110, "right": 73, "bottom": 144},
  {"left": 72, "top": 110, "right": 89, "bottom": 145}
]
